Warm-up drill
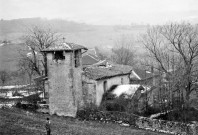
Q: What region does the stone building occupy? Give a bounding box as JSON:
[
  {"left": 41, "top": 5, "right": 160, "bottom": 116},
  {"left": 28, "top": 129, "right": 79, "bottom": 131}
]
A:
[
  {"left": 42, "top": 42, "right": 87, "bottom": 117},
  {"left": 82, "top": 64, "right": 133, "bottom": 106},
  {"left": 41, "top": 41, "right": 145, "bottom": 116}
]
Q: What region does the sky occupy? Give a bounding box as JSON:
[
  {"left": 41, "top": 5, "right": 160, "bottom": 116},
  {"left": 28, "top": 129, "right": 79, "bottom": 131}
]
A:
[{"left": 0, "top": 0, "right": 198, "bottom": 25}]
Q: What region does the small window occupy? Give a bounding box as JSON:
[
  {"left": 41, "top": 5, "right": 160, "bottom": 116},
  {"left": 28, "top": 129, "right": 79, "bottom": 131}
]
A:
[
  {"left": 54, "top": 51, "right": 65, "bottom": 60},
  {"left": 121, "top": 78, "right": 123, "bottom": 84},
  {"left": 103, "top": 81, "right": 107, "bottom": 92},
  {"left": 74, "top": 50, "right": 80, "bottom": 67}
]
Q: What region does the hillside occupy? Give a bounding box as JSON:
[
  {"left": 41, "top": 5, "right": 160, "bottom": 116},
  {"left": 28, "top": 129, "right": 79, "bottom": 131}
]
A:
[
  {"left": 0, "top": 108, "right": 168, "bottom": 135},
  {"left": 0, "top": 18, "right": 148, "bottom": 71}
]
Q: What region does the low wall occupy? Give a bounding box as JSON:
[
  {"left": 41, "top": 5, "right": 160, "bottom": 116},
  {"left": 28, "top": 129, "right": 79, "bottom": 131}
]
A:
[
  {"left": 77, "top": 110, "right": 198, "bottom": 135},
  {"left": 136, "top": 117, "right": 197, "bottom": 135}
]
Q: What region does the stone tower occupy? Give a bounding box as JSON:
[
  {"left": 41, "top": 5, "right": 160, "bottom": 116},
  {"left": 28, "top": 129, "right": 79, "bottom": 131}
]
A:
[{"left": 42, "top": 42, "right": 87, "bottom": 117}]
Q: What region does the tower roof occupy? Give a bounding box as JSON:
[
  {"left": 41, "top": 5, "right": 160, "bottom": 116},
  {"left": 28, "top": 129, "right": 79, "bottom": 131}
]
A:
[{"left": 42, "top": 42, "right": 87, "bottom": 52}]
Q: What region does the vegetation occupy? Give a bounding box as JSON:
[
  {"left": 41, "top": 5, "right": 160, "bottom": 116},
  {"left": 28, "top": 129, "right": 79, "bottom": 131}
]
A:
[
  {"left": 0, "top": 108, "right": 167, "bottom": 135},
  {"left": 111, "top": 35, "right": 137, "bottom": 66},
  {"left": 20, "top": 26, "right": 60, "bottom": 77},
  {"left": 141, "top": 22, "right": 198, "bottom": 114},
  {"left": 1, "top": 19, "right": 198, "bottom": 124},
  {"left": 155, "top": 107, "right": 198, "bottom": 122},
  {"left": 0, "top": 70, "right": 10, "bottom": 86}
]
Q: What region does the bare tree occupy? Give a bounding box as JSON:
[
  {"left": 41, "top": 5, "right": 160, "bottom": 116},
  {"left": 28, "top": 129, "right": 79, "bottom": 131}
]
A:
[
  {"left": 111, "top": 35, "right": 136, "bottom": 66},
  {"left": 18, "top": 57, "right": 35, "bottom": 85},
  {"left": 141, "top": 22, "right": 198, "bottom": 109},
  {"left": 20, "top": 26, "right": 60, "bottom": 76}
]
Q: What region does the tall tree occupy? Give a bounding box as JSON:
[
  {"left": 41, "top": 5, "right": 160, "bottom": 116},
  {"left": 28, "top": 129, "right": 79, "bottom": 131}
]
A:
[
  {"left": 21, "top": 26, "right": 60, "bottom": 76},
  {"left": 141, "top": 22, "right": 198, "bottom": 109},
  {"left": 18, "top": 57, "right": 35, "bottom": 85},
  {"left": 111, "top": 35, "right": 136, "bottom": 66}
]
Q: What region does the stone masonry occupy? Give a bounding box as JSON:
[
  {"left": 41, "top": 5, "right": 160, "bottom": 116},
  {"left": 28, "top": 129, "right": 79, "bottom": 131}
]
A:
[{"left": 43, "top": 42, "right": 87, "bottom": 117}]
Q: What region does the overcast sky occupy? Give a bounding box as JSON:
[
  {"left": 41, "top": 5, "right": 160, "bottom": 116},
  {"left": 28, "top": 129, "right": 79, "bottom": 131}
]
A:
[{"left": 0, "top": 0, "right": 198, "bottom": 25}]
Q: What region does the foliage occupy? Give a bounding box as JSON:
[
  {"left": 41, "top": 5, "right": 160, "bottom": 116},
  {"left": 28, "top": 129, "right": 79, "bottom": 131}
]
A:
[
  {"left": 23, "top": 93, "right": 41, "bottom": 104},
  {"left": 100, "top": 92, "right": 138, "bottom": 113},
  {"left": 77, "top": 103, "right": 99, "bottom": 120},
  {"left": 140, "top": 105, "right": 161, "bottom": 117},
  {"left": 15, "top": 100, "right": 39, "bottom": 111},
  {"left": 15, "top": 102, "right": 22, "bottom": 108}
]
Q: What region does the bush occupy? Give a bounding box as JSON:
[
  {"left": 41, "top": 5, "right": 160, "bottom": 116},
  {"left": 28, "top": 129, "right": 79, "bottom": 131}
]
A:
[
  {"left": 77, "top": 103, "right": 99, "bottom": 120},
  {"left": 102, "top": 101, "right": 126, "bottom": 112},
  {"left": 23, "top": 93, "right": 41, "bottom": 104},
  {"left": 140, "top": 105, "right": 161, "bottom": 117},
  {"left": 15, "top": 101, "right": 22, "bottom": 108},
  {"left": 15, "top": 100, "right": 39, "bottom": 111}
]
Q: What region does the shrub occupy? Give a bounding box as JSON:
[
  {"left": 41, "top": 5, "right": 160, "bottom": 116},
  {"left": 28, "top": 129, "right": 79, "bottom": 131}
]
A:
[
  {"left": 15, "top": 101, "right": 22, "bottom": 108},
  {"left": 23, "top": 93, "right": 41, "bottom": 104},
  {"left": 140, "top": 105, "right": 161, "bottom": 117},
  {"left": 77, "top": 103, "right": 99, "bottom": 120}
]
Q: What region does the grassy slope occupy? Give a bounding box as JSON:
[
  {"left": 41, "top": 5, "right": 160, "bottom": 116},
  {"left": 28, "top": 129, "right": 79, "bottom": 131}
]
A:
[
  {"left": 0, "top": 43, "right": 25, "bottom": 71},
  {"left": 0, "top": 108, "right": 169, "bottom": 135}
]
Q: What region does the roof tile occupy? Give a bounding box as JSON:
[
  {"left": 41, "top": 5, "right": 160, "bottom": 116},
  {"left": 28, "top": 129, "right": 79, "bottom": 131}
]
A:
[
  {"left": 42, "top": 42, "right": 87, "bottom": 51},
  {"left": 83, "top": 64, "right": 132, "bottom": 80}
]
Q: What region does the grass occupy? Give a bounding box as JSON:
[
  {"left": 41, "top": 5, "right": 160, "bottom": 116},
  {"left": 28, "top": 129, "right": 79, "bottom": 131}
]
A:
[{"left": 0, "top": 107, "right": 170, "bottom": 135}]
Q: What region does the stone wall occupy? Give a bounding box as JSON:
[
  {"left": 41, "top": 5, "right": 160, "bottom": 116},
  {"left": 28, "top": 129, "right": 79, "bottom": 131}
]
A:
[
  {"left": 82, "top": 74, "right": 130, "bottom": 107},
  {"left": 47, "top": 51, "right": 83, "bottom": 117},
  {"left": 72, "top": 50, "right": 84, "bottom": 109},
  {"left": 78, "top": 110, "right": 198, "bottom": 135},
  {"left": 82, "top": 81, "right": 96, "bottom": 106}
]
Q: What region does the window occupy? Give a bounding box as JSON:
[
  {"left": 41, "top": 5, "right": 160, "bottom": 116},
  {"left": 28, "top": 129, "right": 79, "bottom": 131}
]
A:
[
  {"left": 74, "top": 50, "right": 80, "bottom": 67},
  {"left": 103, "top": 81, "right": 107, "bottom": 92},
  {"left": 54, "top": 51, "right": 65, "bottom": 60},
  {"left": 121, "top": 78, "right": 123, "bottom": 84}
]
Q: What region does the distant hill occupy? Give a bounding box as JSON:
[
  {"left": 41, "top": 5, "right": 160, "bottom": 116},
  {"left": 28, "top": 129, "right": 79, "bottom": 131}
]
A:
[{"left": 0, "top": 18, "right": 148, "bottom": 71}]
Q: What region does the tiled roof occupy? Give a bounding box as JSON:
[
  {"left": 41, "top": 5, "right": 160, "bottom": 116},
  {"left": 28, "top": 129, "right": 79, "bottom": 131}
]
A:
[
  {"left": 42, "top": 42, "right": 87, "bottom": 52},
  {"left": 83, "top": 64, "right": 132, "bottom": 80},
  {"left": 82, "top": 54, "right": 100, "bottom": 66}
]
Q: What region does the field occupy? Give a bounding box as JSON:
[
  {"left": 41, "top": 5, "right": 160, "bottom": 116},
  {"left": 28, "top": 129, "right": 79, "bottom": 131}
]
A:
[{"left": 0, "top": 108, "right": 170, "bottom": 135}]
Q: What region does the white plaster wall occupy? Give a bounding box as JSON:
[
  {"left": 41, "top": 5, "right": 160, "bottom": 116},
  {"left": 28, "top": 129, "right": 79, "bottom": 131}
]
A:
[{"left": 95, "top": 75, "right": 130, "bottom": 106}]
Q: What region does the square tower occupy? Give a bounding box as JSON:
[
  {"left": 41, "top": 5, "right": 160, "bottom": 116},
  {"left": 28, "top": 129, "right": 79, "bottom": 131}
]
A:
[{"left": 42, "top": 42, "right": 87, "bottom": 117}]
